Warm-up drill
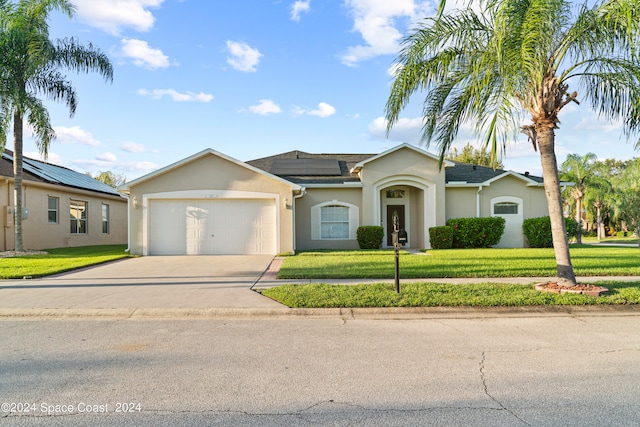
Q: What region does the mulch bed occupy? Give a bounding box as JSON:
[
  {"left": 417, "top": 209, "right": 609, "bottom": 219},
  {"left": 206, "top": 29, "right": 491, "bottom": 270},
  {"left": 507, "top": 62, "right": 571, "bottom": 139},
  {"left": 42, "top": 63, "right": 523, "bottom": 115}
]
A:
[{"left": 535, "top": 282, "right": 609, "bottom": 297}]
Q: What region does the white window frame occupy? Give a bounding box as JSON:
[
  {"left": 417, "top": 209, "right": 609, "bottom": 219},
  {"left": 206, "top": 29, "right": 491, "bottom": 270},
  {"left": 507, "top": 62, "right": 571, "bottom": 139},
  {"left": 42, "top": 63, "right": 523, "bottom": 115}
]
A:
[
  {"left": 48, "top": 196, "right": 59, "bottom": 224},
  {"left": 311, "top": 200, "right": 359, "bottom": 240}
]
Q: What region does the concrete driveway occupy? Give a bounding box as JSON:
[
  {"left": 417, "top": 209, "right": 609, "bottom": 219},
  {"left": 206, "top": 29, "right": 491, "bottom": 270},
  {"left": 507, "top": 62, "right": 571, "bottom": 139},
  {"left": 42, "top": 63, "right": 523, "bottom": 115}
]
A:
[{"left": 0, "top": 255, "right": 286, "bottom": 311}]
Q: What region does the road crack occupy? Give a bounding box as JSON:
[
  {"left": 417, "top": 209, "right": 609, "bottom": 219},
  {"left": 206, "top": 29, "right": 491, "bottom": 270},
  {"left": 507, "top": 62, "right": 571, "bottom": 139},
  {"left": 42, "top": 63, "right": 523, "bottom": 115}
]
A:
[{"left": 480, "top": 351, "right": 531, "bottom": 425}]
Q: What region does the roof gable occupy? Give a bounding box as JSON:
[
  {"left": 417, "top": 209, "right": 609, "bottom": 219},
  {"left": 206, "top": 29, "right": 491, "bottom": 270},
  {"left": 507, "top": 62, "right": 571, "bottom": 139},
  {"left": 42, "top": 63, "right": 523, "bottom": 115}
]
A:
[
  {"left": 119, "top": 148, "right": 301, "bottom": 192},
  {"left": 351, "top": 143, "right": 454, "bottom": 173},
  {"left": 445, "top": 161, "right": 545, "bottom": 186}
]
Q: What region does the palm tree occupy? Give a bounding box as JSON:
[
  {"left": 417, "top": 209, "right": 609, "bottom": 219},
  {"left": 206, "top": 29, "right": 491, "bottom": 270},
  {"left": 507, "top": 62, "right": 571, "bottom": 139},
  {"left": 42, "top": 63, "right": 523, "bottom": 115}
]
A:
[
  {"left": 560, "top": 153, "right": 598, "bottom": 243},
  {"left": 385, "top": 0, "right": 640, "bottom": 286},
  {"left": 582, "top": 161, "right": 613, "bottom": 241},
  {"left": 0, "top": 0, "right": 113, "bottom": 252},
  {"left": 614, "top": 158, "right": 640, "bottom": 247}
]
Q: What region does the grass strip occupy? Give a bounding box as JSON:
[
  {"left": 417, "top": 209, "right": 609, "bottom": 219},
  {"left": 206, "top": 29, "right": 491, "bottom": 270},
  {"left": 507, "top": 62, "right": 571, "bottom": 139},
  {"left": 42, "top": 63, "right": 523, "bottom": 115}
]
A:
[
  {"left": 261, "top": 281, "right": 640, "bottom": 308},
  {"left": 0, "top": 245, "right": 129, "bottom": 279},
  {"left": 278, "top": 246, "right": 640, "bottom": 279}
]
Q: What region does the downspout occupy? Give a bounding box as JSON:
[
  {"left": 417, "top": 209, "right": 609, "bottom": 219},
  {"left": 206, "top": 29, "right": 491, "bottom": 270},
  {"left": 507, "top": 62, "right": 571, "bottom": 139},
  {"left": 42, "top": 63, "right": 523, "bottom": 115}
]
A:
[
  {"left": 476, "top": 185, "right": 483, "bottom": 217},
  {"left": 292, "top": 188, "right": 306, "bottom": 253},
  {"left": 122, "top": 193, "right": 130, "bottom": 252},
  {"left": 3, "top": 178, "right": 9, "bottom": 251}
]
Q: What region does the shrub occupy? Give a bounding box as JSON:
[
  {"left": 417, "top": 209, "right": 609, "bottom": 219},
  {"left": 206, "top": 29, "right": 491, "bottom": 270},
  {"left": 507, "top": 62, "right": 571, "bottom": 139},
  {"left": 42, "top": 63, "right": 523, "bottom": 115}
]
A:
[
  {"left": 356, "top": 226, "right": 384, "bottom": 249},
  {"left": 617, "top": 231, "right": 629, "bottom": 238},
  {"left": 446, "top": 217, "right": 505, "bottom": 248},
  {"left": 429, "top": 226, "right": 453, "bottom": 249},
  {"left": 522, "top": 216, "right": 580, "bottom": 248}
]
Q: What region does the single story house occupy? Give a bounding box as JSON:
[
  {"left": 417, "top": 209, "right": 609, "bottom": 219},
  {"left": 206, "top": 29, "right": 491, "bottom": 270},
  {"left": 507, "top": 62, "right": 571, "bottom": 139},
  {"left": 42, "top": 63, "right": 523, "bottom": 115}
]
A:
[
  {"left": 119, "top": 143, "right": 552, "bottom": 256},
  {"left": 1, "top": 149, "right": 127, "bottom": 251}
]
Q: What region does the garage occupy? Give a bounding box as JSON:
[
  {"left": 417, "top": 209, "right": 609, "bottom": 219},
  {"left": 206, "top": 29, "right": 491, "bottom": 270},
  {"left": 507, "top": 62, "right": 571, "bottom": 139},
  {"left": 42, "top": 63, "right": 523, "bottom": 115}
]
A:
[{"left": 148, "top": 199, "right": 276, "bottom": 255}]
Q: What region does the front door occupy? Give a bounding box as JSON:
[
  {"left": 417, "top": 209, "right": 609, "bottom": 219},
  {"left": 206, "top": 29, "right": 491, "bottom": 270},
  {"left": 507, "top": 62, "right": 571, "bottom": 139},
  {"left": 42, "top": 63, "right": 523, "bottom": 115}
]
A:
[{"left": 386, "top": 205, "right": 406, "bottom": 246}]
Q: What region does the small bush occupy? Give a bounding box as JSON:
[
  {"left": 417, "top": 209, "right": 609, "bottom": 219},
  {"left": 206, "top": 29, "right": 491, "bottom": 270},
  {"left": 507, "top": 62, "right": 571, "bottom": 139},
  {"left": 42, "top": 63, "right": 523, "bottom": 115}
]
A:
[
  {"left": 429, "top": 226, "right": 453, "bottom": 249},
  {"left": 523, "top": 216, "right": 579, "bottom": 247},
  {"left": 617, "top": 231, "right": 629, "bottom": 238},
  {"left": 356, "top": 226, "right": 384, "bottom": 249},
  {"left": 446, "top": 217, "right": 505, "bottom": 248}
]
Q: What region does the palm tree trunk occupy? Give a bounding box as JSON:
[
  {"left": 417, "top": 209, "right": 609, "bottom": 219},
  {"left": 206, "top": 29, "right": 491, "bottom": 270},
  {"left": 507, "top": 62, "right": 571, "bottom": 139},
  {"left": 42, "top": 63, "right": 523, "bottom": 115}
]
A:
[
  {"left": 575, "top": 198, "right": 583, "bottom": 244},
  {"left": 537, "top": 126, "right": 577, "bottom": 286},
  {"left": 13, "top": 111, "right": 24, "bottom": 252}
]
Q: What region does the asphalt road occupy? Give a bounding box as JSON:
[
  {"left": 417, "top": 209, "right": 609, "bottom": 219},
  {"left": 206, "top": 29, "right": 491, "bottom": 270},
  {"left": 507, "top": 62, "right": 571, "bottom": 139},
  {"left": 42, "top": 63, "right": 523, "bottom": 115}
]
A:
[{"left": 1, "top": 313, "right": 639, "bottom": 426}]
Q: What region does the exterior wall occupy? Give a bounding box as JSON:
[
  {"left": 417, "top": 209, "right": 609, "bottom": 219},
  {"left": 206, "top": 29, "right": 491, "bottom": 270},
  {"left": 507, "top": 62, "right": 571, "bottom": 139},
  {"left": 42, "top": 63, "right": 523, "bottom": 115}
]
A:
[
  {"left": 294, "top": 187, "right": 362, "bottom": 251},
  {"left": 1, "top": 179, "right": 127, "bottom": 251},
  {"left": 359, "top": 147, "right": 446, "bottom": 249},
  {"left": 127, "top": 153, "right": 296, "bottom": 255},
  {"left": 479, "top": 176, "right": 547, "bottom": 219},
  {"left": 445, "top": 187, "right": 479, "bottom": 220}
]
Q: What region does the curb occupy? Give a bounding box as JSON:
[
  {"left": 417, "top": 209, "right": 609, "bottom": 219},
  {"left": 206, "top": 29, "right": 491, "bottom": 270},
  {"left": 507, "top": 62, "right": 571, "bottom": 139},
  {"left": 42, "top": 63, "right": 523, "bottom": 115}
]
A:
[{"left": 1, "top": 305, "right": 638, "bottom": 320}]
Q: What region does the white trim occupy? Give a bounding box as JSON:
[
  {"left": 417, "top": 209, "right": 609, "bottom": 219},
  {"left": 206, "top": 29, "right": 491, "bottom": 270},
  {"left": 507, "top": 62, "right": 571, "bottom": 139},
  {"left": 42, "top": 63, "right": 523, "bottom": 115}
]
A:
[
  {"left": 141, "top": 189, "right": 280, "bottom": 256},
  {"left": 310, "top": 200, "right": 359, "bottom": 240}
]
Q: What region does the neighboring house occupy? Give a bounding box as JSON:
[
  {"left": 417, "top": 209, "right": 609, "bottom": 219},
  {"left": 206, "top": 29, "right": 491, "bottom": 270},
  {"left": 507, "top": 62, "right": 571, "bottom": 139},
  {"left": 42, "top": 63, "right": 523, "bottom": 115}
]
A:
[
  {"left": 1, "top": 150, "right": 127, "bottom": 251},
  {"left": 119, "top": 143, "right": 552, "bottom": 256}
]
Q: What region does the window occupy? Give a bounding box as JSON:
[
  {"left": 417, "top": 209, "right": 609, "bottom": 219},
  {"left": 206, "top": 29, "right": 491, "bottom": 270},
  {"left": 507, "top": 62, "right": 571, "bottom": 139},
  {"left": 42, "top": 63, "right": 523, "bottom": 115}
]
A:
[
  {"left": 70, "top": 200, "right": 87, "bottom": 234},
  {"left": 48, "top": 196, "right": 59, "bottom": 224},
  {"left": 101, "top": 203, "right": 109, "bottom": 234},
  {"left": 494, "top": 202, "right": 518, "bottom": 215},
  {"left": 311, "top": 201, "right": 359, "bottom": 240},
  {"left": 386, "top": 189, "right": 405, "bottom": 198},
  {"left": 321, "top": 205, "right": 349, "bottom": 239}
]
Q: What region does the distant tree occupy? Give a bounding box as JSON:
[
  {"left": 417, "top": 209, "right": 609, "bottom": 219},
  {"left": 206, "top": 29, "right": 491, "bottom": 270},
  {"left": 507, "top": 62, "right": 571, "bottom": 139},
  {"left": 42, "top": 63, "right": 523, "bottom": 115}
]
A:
[
  {"left": 0, "top": 0, "right": 113, "bottom": 252},
  {"left": 614, "top": 158, "right": 640, "bottom": 247},
  {"left": 446, "top": 143, "right": 504, "bottom": 168},
  {"left": 560, "top": 153, "right": 598, "bottom": 243},
  {"left": 582, "top": 161, "right": 613, "bottom": 240},
  {"left": 88, "top": 171, "right": 126, "bottom": 188}
]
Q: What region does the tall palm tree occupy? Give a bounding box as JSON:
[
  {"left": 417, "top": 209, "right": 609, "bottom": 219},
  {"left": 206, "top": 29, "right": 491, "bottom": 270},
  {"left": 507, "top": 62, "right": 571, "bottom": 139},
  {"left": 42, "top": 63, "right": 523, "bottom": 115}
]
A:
[
  {"left": 614, "top": 158, "right": 640, "bottom": 247},
  {"left": 582, "top": 161, "right": 613, "bottom": 241},
  {"left": 385, "top": 0, "right": 640, "bottom": 286},
  {"left": 0, "top": 0, "right": 113, "bottom": 252},
  {"left": 560, "top": 152, "right": 598, "bottom": 243}
]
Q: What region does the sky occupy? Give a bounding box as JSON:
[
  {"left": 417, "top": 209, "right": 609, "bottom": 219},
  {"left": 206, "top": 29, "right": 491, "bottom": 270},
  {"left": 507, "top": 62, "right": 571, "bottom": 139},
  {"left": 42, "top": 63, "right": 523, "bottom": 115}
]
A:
[{"left": 16, "top": 0, "right": 640, "bottom": 181}]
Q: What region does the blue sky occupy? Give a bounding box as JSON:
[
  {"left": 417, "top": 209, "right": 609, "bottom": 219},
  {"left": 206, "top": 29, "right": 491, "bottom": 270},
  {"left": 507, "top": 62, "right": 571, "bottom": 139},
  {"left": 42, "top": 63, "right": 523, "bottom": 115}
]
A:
[{"left": 19, "top": 0, "right": 640, "bottom": 180}]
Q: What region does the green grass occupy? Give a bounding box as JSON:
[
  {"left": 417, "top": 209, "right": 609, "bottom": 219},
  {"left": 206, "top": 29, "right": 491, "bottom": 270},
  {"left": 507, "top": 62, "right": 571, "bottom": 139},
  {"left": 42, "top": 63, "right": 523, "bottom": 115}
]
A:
[
  {"left": 582, "top": 236, "right": 639, "bottom": 244},
  {"left": 0, "top": 245, "right": 129, "bottom": 279},
  {"left": 277, "top": 246, "right": 640, "bottom": 279},
  {"left": 261, "top": 281, "right": 640, "bottom": 308}
]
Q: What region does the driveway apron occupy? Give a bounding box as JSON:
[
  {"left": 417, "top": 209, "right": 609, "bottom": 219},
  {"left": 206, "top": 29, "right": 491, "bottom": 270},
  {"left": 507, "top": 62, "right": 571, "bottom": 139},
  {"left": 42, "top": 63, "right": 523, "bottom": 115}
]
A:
[{"left": 0, "top": 255, "right": 285, "bottom": 310}]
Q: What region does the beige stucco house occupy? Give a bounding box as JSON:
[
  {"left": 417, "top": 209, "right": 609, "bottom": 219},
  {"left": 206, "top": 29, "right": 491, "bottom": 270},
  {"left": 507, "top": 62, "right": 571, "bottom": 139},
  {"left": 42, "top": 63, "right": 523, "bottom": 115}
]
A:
[
  {"left": 1, "top": 150, "right": 127, "bottom": 251},
  {"left": 119, "top": 144, "right": 551, "bottom": 256}
]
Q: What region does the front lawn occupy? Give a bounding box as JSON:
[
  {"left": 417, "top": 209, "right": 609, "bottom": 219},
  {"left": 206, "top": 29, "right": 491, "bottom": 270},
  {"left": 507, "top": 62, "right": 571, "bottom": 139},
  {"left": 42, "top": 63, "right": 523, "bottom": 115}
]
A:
[
  {"left": 277, "top": 246, "right": 640, "bottom": 279},
  {"left": 261, "top": 281, "right": 640, "bottom": 308},
  {"left": 0, "top": 245, "right": 129, "bottom": 279}
]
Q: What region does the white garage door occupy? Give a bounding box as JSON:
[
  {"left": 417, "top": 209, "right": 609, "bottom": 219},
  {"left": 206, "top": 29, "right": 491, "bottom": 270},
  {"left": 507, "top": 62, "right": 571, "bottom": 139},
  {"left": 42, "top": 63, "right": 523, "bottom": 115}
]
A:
[{"left": 148, "top": 199, "right": 276, "bottom": 255}]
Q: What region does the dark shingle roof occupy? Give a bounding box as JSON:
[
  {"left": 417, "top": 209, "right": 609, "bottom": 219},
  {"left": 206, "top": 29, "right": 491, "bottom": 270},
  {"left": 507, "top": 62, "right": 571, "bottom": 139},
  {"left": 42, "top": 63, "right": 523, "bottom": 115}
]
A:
[
  {"left": 445, "top": 161, "right": 543, "bottom": 184},
  {"left": 248, "top": 150, "right": 543, "bottom": 186},
  {"left": 247, "top": 150, "right": 374, "bottom": 184},
  {"left": 1, "top": 149, "right": 120, "bottom": 196}
]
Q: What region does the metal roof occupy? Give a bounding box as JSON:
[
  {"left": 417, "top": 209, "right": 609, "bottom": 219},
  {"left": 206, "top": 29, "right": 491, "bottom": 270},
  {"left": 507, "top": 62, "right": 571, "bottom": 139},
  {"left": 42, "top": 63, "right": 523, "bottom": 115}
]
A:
[{"left": 1, "top": 151, "right": 120, "bottom": 196}]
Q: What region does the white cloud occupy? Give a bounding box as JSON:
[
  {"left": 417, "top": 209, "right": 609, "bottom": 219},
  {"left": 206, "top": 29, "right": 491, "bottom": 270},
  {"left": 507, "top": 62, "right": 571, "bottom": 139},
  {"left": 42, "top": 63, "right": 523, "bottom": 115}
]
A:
[
  {"left": 226, "top": 41, "right": 263, "bottom": 72},
  {"left": 121, "top": 38, "right": 170, "bottom": 69},
  {"left": 53, "top": 126, "right": 101, "bottom": 147},
  {"left": 294, "top": 102, "right": 337, "bottom": 118},
  {"left": 25, "top": 151, "right": 65, "bottom": 166},
  {"left": 291, "top": 0, "right": 311, "bottom": 22},
  {"left": 249, "top": 99, "right": 282, "bottom": 115},
  {"left": 340, "top": 0, "right": 434, "bottom": 66},
  {"left": 368, "top": 116, "right": 423, "bottom": 142},
  {"left": 137, "top": 88, "right": 214, "bottom": 102},
  {"left": 73, "top": 0, "right": 164, "bottom": 35},
  {"left": 97, "top": 152, "right": 118, "bottom": 162},
  {"left": 120, "top": 141, "right": 153, "bottom": 153}
]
